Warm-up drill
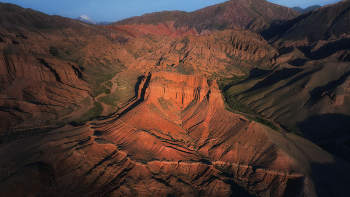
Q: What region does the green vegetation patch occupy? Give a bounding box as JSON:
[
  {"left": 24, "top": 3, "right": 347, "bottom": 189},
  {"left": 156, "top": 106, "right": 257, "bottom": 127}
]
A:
[
  {"left": 86, "top": 71, "right": 117, "bottom": 97},
  {"left": 104, "top": 88, "right": 111, "bottom": 94},
  {"left": 246, "top": 116, "right": 280, "bottom": 131},
  {"left": 98, "top": 92, "right": 119, "bottom": 108},
  {"left": 217, "top": 74, "right": 249, "bottom": 90},
  {"left": 71, "top": 102, "right": 103, "bottom": 125},
  {"left": 224, "top": 92, "right": 280, "bottom": 131},
  {"left": 225, "top": 92, "right": 260, "bottom": 116},
  {"left": 281, "top": 125, "right": 304, "bottom": 137},
  {"left": 106, "top": 81, "right": 113, "bottom": 88},
  {"left": 81, "top": 58, "right": 123, "bottom": 97}
]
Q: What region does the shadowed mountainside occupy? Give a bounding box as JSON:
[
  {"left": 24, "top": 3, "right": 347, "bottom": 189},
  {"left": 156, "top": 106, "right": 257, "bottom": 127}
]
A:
[
  {"left": 261, "top": 0, "right": 350, "bottom": 43},
  {"left": 226, "top": 0, "right": 350, "bottom": 163}
]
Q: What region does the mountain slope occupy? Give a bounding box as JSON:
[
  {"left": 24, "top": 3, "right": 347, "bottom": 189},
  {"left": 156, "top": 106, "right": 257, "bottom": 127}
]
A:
[
  {"left": 262, "top": 0, "right": 350, "bottom": 43},
  {"left": 1, "top": 71, "right": 349, "bottom": 197},
  {"left": 225, "top": 0, "right": 350, "bottom": 163},
  {"left": 111, "top": 0, "right": 300, "bottom": 33},
  {"left": 0, "top": 2, "right": 134, "bottom": 131},
  {"left": 0, "top": 1, "right": 280, "bottom": 131}
]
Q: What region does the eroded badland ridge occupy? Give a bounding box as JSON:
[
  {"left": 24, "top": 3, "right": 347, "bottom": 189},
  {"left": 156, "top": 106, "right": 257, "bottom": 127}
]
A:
[{"left": 0, "top": 0, "right": 350, "bottom": 197}]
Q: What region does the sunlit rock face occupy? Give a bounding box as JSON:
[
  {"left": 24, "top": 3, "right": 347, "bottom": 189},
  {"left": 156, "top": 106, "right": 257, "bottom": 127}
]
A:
[
  {"left": 0, "top": 71, "right": 310, "bottom": 197},
  {"left": 88, "top": 71, "right": 307, "bottom": 196}
]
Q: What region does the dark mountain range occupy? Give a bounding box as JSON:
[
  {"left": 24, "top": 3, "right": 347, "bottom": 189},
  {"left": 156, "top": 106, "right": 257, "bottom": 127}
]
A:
[
  {"left": 231, "top": 0, "right": 350, "bottom": 168},
  {"left": 262, "top": 0, "right": 350, "bottom": 43},
  {"left": 112, "top": 0, "right": 300, "bottom": 33},
  {"left": 98, "top": 21, "right": 113, "bottom": 25},
  {"left": 1, "top": 1, "right": 350, "bottom": 197},
  {"left": 291, "top": 5, "right": 321, "bottom": 13}
]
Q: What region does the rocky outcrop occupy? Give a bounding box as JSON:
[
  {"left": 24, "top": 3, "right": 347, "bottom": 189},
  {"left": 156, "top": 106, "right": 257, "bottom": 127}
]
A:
[
  {"left": 141, "top": 71, "right": 222, "bottom": 109},
  {"left": 87, "top": 71, "right": 309, "bottom": 196},
  {"left": 125, "top": 30, "right": 275, "bottom": 76},
  {"left": 0, "top": 45, "right": 91, "bottom": 129},
  {"left": 0, "top": 71, "right": 316, "bottom": 197}
]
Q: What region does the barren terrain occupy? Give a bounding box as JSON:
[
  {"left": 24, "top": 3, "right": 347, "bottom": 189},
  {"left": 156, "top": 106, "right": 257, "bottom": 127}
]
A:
[{"left": 1, "top": 1, "right": 350, "bottom": 196}]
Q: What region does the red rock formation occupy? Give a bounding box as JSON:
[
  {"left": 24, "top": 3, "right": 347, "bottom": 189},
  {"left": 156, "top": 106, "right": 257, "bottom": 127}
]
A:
[
  {"left": 126, "top": 30, "right": 275, "bottom": 76},
  {"left": 1, "top": 3, "right": 350, "bottom": 197},
  {"left": 0, "top": 52, "right": 91, "bottom": 129},
  {"left": 0, "top": 3, "right": 135, "bottom": 129},
  {"left": 0, "top": 71, "right": 313, "bottom": 197},
  {"left": 89, "top": 71, "right": 307, "bottom": 196}
]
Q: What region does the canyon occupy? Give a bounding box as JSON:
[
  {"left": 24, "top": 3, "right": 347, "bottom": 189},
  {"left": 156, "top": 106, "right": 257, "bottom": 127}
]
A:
[{"left": 1, "top": 0, "right": 350, "bottom": 196}]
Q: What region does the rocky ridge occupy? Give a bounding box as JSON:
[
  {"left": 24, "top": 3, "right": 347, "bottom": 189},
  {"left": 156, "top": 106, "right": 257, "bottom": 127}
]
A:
[
  {"left": 111, "top": 0, "right": 300, "bottom": 34},
  {"left": 227, "top": 0, "right": 350, "bottom": 166}
]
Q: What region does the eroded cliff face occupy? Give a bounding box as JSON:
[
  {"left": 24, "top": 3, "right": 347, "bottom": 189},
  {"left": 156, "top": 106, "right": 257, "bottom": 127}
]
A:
[
  {"left": 0, "top": 71, "right": 310, "bottom": 197},
  {"left": 124, "top": 30, "right": 276, "bottom": 76},
  {"left": 0, "top": 38, "right": 91, "bottom": 129},
  {"left": 88, "top": 71, "right": 307, "bottom": 196},
  {"left": 0, "top": 14, "right": 277, "bottom": 130},
  {"left": 0, "top": 7, "right": 134, "bottom": 130},
  {"left": 142, "top": 71, "right": 219, "bottom": 109}
]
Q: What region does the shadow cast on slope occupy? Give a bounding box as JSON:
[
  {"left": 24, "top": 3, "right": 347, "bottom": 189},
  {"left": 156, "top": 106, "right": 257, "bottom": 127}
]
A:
[
  {"left": 294, "top": 115, "right": 350, "bottom": 197},
  {"left": 242, "top": 67, "right": 303, "bottom": 94},
  {"left": 222, "top": 68, "right": 272, "bottom": 92},
  {"left": 309, "top": 157, "right": 350, "bottom": 197},
  {"left": 297, "top": 114, "right": 350, "bottom": 162},
  {"left": 115, "top": 74, "right": 152, "bottom": 118},
  {"left": 305, "top": 69, "right": 350, "bottom": 106},
  {"left": 309, "top": 38, "right": 350, "bottom": 60},
  {"left": 260, "top": 11, "right": 314, "bottom": 42},
  {"left": 288, "top": 58, "right": 309, "bottom": 67}
]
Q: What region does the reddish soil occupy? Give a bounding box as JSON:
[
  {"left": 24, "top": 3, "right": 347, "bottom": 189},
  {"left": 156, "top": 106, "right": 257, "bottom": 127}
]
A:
[
  {"left": 0, "top": 71, "right": 311, "bottom": 197},
  {"left": 102, "top": 22, "right": 199, "bottom": 38}
]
